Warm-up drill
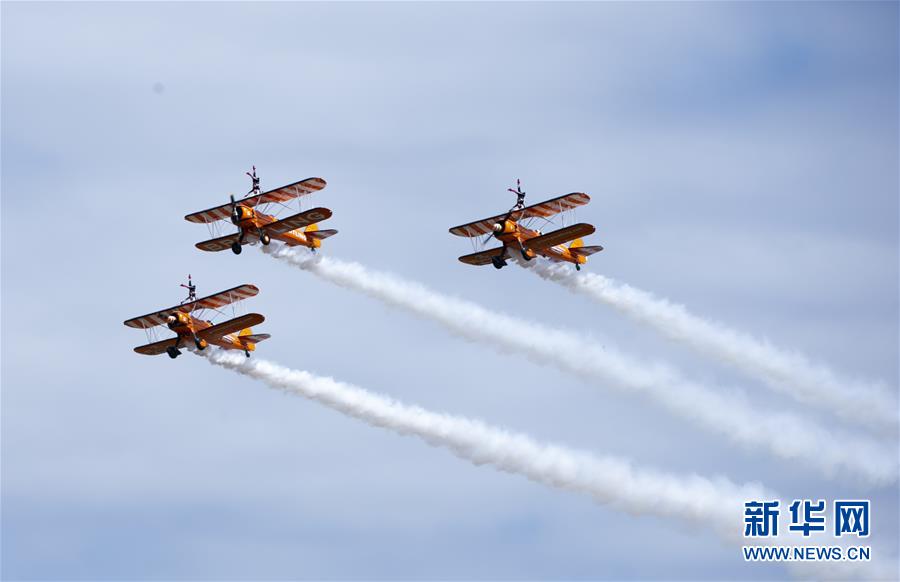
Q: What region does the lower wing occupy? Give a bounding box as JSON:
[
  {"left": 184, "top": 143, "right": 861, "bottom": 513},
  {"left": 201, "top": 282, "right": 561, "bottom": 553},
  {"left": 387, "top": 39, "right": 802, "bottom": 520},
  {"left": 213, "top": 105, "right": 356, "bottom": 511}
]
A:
[
  {"left": 458, "top": 246, "right": 507, "bottom": 266},
  {"left": 195, "top": 232, "right": 258, "bottom": 252},
  {"left": 133, "top": 337, "right": 179, "bottom": 355}
]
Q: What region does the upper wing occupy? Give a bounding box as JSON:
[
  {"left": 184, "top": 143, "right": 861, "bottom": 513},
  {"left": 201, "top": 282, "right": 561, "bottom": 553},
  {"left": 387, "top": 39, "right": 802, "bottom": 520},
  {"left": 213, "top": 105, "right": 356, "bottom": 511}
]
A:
[
  {"left": 184, "top": 203, "right": 234, "bottom": 224},
  {"left": 448, "top": 211, "right": 509, "bottom": 238},
  {"left": 191, "top": 284, "right": 259, "bottom": 312},
  {"left": 523, "top": 223, "right": 595, "bottom": 250},
  {"left": 197, "top": 313, "right": 265, "bottom": 340},
  {"left": 123, "top": 284, "right": 260, "bottom": 329},
  {"left": 458, "top": 246, "right": 507, "bottom": 266},
  {"left": 266, "top": 207, "right": 332, "bottom": 236},
  {"left": 449, "top": 192, "right": 591, "bottom": 238},
  {"left": 185, "top": 177, "right": 327, "bottom": 224},
  {"left": 247, "top": 177, "right": 327, "bottom": 207},
  {"left": 133, "top": 337, "right": 179, "bottom": 356}
]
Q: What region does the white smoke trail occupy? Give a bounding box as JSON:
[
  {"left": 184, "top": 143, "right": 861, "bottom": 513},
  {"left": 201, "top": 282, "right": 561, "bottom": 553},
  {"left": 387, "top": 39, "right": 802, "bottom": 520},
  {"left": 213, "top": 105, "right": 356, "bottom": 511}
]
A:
[
  {"left": 524, "top": 260, "right": 899, "bottom": 433},
  {"left": 202, "top": 348, "right": 762, "bottom": 534},
  {"left": 261, "top": 245, "right": 897, "bottom": 485},
  {"left": 202, "top": 349, "right": 897, "bottom": 581}
]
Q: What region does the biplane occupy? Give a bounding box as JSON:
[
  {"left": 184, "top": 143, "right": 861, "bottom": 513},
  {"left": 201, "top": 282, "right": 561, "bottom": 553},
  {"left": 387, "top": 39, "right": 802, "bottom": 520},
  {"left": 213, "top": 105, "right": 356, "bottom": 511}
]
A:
[
  {"left": 124, "top": 279, "right": 270, "bottom": 359},
  {"left": 449, "top": 181, "right": 603, "bottom": 270},
  {"left": 186, "top": 170, "right": 337, "bottom": 255}
]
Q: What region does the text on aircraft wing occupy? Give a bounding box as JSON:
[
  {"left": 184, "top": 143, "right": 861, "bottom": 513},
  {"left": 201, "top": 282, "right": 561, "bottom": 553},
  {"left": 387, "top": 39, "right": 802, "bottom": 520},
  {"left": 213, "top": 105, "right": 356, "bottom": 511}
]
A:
[
  {"left": 523, "top": 223, "right": 596, "bottom": 250},
  {"left": 184, "top": 177, "right": 327, "bottom": 223},
  {"left": 449, "top": 192, "right": 591, "bottom": 237},
  {"left": 123, "top": 284, "right": 260, "bottom": 329},
  {"left": 195, "top": 233, "right": 248, "bottom": 253}
]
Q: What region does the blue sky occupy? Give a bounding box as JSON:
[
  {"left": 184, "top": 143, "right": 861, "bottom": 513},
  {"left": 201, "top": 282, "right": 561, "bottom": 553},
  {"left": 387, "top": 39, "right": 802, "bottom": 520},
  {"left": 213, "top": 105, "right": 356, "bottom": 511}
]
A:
[{"left": 2, "top": 2, "right": 898, "bottom": 580}]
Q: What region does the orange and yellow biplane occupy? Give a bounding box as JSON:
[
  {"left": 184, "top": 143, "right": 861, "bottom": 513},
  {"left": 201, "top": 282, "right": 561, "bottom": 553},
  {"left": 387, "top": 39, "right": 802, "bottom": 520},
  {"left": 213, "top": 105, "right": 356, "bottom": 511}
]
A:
[
  {"left": 449, "top": 182, "right": 603, "bottom": 270},
  {"left": 124, "top": 281, "right": 270, "bottom": 359},
  {"left": 186, "top": 172, "right": 337, "bottom": 255}
]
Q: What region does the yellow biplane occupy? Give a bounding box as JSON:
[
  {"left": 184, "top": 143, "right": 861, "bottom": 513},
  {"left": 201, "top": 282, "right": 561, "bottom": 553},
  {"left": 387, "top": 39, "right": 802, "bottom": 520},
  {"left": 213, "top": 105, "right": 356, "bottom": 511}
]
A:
[
  {"left": 450, "top": 181, "right": 603, "bottom": 270},
  {"left": 124, "top": 279, "right": 269, "bottom": 359},
  {"left": 186, "top": 168, "right": 337, "bottom": 255}
]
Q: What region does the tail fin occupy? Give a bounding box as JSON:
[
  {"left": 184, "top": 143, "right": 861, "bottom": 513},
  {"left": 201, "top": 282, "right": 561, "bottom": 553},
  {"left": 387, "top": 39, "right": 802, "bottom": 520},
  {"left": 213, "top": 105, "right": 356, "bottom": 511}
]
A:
[
  {"left": 569, "top": 238, "right": 584, "bottom": 249},
  {"left": 305, "top": 223, "right": 319, "bottom": 233},
  {"left": 239, "top": 327, "right": 252, "bottom": 337}
]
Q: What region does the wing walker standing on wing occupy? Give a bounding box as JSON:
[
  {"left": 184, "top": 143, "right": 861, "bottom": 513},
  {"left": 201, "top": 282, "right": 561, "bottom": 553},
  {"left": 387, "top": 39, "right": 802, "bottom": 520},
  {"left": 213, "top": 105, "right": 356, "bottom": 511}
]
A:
[
  {"left": 180, "top": 274, "right": 197, "bottom": 304},
  {"left": 246, "top": 165, "right": 260, "bottom": 196}
]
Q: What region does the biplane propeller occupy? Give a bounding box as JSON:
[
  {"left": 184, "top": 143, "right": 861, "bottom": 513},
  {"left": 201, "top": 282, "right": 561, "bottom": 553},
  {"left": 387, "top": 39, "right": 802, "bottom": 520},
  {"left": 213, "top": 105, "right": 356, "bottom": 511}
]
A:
[
  {"left": 124, "top": 281, "right": 270, "bottom": 359},
  {"left": 449, "top": 182, "right": 603, "bottom": 271},
  {"left": 186, "top": 169, "right": 338, "bottom": 255}
]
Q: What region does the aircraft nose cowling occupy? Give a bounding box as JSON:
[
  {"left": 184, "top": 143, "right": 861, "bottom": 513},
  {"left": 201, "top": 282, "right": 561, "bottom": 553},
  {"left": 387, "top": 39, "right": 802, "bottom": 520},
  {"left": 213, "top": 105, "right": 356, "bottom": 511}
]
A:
[{"left": 493, "top": 220, "right": 514, "bottom": 234}]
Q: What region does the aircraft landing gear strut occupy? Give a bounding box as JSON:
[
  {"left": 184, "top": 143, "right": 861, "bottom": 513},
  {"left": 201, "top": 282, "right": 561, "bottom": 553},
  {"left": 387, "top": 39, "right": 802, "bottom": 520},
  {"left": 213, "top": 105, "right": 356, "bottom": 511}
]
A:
[
  {"left": 167, "top": 336, "right": 183, "bottom": 359},
  {"left": 232, "top": 230, "right": 245, "bottom": 254}
]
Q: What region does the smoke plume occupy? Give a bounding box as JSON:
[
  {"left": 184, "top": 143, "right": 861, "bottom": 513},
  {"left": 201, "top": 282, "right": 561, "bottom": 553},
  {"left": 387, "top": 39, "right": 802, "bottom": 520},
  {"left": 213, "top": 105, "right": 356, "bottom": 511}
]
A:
[{"left": 260, "top": 246, "right": 897, "bottom": 485}]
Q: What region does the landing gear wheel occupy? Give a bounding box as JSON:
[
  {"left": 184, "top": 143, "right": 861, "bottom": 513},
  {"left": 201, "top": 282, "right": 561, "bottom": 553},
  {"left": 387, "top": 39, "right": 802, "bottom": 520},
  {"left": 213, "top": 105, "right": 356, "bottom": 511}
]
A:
[
  {"left": 231, "top": 242, "right": 242, "bottom": 255},
  {"left": 166, "top": 346, "right": 181, "bottom": 359},
  {"left": 491, "top": 256, "right": 507, "bottom": 270},
  {"left": 244, "top": 349, "right": 251, "bottom": 358},
  {"left": 575, "top": 264, "right": 581, "bottom": 271},
  {"left": 260, "top": 233, "right": 271, "bottom": 245},
  {"left": 194, "top": 337, "right": 208, "bottom": 350},
  {"left": 520, "top": 248, "right": 534, "bottom": 261}
]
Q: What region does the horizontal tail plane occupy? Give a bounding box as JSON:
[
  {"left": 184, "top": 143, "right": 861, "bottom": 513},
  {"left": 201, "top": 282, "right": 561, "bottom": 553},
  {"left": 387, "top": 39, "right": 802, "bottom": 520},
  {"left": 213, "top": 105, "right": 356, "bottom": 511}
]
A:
[
  {"left": 570, "top": 245, "right": 603, "bottom": 258},
  {"left": 307, "top": 228, "right": 338, "bottom": 240}
]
